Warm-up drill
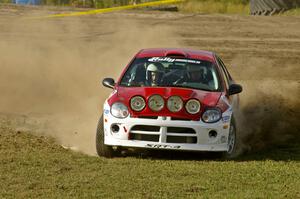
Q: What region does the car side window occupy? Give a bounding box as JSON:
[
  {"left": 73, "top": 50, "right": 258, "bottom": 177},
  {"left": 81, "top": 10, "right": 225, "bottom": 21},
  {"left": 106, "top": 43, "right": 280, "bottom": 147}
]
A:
[
  {"left": 216, "top": 57, "right": 230, "bottom": 90},
  {"left": 219, "top": 58, "right": 232, "bottom": 82}
]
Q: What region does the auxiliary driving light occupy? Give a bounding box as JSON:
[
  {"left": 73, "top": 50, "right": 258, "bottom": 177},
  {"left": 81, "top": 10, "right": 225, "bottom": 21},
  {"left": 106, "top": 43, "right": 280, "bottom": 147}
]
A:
[
  {"left": 130, "top": 96, "right": 146, "bottom": 111},
  {"left": 148, "top": 94, "right": 164, "bottom": 112},
  {"left": 185, "top": 99, "right": 201, "bottom": 114},
  {"left": 167, "top": 96, "right": 183, "bottom": 112}
]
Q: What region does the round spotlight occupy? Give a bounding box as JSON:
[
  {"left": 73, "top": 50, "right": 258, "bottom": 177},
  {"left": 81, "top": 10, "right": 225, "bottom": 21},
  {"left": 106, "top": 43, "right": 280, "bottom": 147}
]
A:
[
  {"left": 185, "top": 99, "right": 201, "bottom": 114},
  {"left": 130, "top": 96, "right": 146, "bottom": 112},
  {"left": 148, "top": 95, "right": 164, "bottom": 112},
  {"left": 167, "top": 96, "right": 183, "bottom": 112}
]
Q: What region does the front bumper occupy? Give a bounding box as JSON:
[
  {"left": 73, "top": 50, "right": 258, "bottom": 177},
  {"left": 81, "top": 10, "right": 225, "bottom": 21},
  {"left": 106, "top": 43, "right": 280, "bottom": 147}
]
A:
[{"left": 102, "top": 104, "right": 232, "bottom": 152}]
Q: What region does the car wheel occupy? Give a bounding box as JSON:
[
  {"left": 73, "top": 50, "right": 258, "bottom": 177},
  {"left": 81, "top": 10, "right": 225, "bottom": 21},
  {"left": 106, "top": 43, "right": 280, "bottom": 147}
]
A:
[
  {"left": 223, "top": 117, "right": 239, "bottom": 159},
  {"left": 96, "top": 114, "right": 119, "bottom": 158}
]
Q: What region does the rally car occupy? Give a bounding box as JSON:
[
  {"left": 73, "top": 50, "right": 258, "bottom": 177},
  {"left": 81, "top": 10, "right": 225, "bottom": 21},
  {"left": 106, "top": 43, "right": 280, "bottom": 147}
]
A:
[{"left": 96, "top": 48, "right": 242, "bottom": 158}]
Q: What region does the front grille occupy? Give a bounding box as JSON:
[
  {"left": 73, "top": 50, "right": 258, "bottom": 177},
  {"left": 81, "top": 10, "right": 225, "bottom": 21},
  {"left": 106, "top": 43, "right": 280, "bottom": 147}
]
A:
[
  {"left": 167, "top": 127, "right": 196, "bottom": 134},
  {"left": 130, "top": 134, "right": 159, "bottom": 142},
  {"left": 129, "top": 125, "right": 160, "bottom": 142},
  {"left": 131, "top": 125, "right": 160, "bottom": 132},
  {"left": 129, "top": 125, "right": 197, "bottom": 144},
  {"left": 167, "top": 136, "right": 197, "bottom": 144}
]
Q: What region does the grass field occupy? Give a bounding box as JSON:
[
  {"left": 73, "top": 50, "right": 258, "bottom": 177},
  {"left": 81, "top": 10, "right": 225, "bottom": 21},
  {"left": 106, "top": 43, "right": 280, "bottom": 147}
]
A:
[
  {"left": 1, "top": 125, "right": 299, "bottom": 198},
  {"left": 178, "top": 0, "right": 249, "bottom": 14},
  {"left": 282, "top": 7, "right": 300, "bottom": 15}
]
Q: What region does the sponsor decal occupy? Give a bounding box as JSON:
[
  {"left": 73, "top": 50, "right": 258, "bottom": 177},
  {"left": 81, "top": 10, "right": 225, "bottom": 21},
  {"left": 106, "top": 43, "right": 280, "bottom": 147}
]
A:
[
  {"left": 148, "top": 57, "right": 201, "bottom": 64},
  {"left": 222, "top": 115, "right": 230, "bottom": 123},
  {"left": 175, "top": 58, "right": 201, "bottom": 64},
  {"left": 104, "top": 109, "right": 110, "bottom": 115},
  {"left": 148, "top": 57, "right": 175, "bottom": 63},
  {"left": 146, "top": 144, "right": 181, "bottom": 149}
]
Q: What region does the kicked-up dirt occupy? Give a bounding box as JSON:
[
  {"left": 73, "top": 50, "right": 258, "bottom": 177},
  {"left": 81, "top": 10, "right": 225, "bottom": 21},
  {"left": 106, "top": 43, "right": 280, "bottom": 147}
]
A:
[{"left": 0, "top": 5, "right": 299, "bottom": 155}]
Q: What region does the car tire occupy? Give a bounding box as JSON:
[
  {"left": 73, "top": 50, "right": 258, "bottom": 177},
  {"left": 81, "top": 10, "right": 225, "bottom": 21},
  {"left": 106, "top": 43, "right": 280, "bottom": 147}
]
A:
[
  {"left": 96, "top": 114, "right": 119, "bottom": 158},
  {"left": 223, "top": 117, "right": 240, "bottom": 159}
]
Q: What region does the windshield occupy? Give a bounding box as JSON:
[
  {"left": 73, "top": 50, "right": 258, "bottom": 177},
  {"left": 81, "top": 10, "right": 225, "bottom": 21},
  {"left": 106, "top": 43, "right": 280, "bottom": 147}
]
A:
[{"left": 120, "top": 57, "right": 221, "bottom": 91}]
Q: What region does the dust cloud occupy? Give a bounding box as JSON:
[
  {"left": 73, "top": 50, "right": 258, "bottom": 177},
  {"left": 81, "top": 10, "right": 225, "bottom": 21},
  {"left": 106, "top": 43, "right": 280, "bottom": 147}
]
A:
[
  {"left": 231, "top": 56, "right": 300, "bottom": 152},
  {"left": 0, "top": 12, "right": 178, "bottom": 155}
]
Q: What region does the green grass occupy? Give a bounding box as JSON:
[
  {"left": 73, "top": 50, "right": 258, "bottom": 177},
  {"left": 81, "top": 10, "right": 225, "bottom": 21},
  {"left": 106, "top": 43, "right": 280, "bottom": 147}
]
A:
[
  {"left": 1, "top": 125, "right": 300, "bottom": 198},
  {"left": 281, "top": 7, "right": 300, "bottom": 15},
  {"left": 178, "top": 0, "right": 300, "bottom": 15},
  {"left": 178, "top": 0, "right": 250, "bottom": 14}
]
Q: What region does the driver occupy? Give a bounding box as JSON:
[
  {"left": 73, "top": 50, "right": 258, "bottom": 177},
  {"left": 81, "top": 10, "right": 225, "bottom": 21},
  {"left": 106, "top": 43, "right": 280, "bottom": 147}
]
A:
[
  {"left": 146, "top": 63, "right": 164, "bottom": 86},
  {"left": 186, "top": 63, "right": 206, "bottom": 83}
]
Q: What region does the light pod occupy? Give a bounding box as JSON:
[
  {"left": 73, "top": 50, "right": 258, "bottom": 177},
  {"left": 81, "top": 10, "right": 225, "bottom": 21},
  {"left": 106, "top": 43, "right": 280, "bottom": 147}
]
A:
[
  {"left": 167, "top": 96, "right": 183, "bottom": 112},
  {"left": 130, "top": 96, "right": 146, "bottom": 111},
  {"left": 185, "top": 99, "right": 201, "bottom": 114},
  {"left": 148, "top": 94, "right": 164, "bottom": 112}
]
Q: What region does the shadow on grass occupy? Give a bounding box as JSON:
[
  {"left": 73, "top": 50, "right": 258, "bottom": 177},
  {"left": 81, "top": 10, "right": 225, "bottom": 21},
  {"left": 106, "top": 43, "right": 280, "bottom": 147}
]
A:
[
  {"left": 122, "top": 142, "right": 300, "bottom": 162},
  {"left": 236, "top": 142, "right": 300, "bottom": 162}
]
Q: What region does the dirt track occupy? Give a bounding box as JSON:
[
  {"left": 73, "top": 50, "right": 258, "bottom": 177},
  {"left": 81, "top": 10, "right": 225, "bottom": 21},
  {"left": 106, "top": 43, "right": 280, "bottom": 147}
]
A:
[{"left": 0, "top": 6, "right": 299, "bottom": 154}]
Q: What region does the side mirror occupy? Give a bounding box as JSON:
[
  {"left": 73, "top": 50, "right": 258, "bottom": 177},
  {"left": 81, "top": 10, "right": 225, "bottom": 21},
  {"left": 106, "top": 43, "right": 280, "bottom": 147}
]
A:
[
  {"left": 228, "top": 84, "right": 242, "bottom": 95},
  {"left": 102, "top": 78, "right": 115, "bottom": 89}
]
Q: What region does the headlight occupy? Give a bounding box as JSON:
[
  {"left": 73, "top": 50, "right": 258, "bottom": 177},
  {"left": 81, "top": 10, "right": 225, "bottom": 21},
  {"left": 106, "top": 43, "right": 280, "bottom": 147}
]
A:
[
  {"left": 148, "top": 94, "right": 164, "bottom": 112},
  {"left": 185, "top": 99, "right": 201, "bottom": 114},
  {"left": 110, "top": 102, "right": 129, "bottom": 118},
  {"left": 167, "top": 96, "right": 183, "bottom": 112},
  {"left": 202, "top": 108, "right": 222, "bottom": 123},
  {"left": 130, "top": 96, "right": 145, "bottom": 111}
]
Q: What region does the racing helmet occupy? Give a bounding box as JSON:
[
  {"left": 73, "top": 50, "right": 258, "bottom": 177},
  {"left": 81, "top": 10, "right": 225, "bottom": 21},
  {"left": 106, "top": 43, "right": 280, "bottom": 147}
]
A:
[
  {"left": 186, "top": 63, "right": 202, "bottom": 73},
  {"left": 186, "top": 63, "right": 203, "bottom": 78},
  {"left": 146, "top": 63, "right": 164, "bottom": 84}
]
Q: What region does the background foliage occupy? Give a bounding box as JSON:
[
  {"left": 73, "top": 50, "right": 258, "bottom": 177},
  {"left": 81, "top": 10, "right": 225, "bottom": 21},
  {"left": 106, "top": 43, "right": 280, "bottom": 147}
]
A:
[{"left": 0, "top": 0, "right": 250, "bottom": 9}]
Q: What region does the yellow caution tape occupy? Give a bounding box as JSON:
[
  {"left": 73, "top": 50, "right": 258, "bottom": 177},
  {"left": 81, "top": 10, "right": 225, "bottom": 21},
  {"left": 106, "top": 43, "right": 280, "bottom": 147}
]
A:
[{"left": 38, "top": 0, "right": 184, "bottom": 19}]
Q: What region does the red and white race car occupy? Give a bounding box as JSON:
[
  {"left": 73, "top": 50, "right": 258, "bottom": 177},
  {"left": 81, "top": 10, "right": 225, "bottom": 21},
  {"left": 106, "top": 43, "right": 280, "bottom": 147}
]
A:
[{"left": 96, "top": 48, "right": 242, "bottom": 158}]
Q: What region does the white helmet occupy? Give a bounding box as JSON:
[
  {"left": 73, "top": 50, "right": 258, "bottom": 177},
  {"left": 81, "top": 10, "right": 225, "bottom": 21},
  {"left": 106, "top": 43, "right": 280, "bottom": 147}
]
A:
[
  {"left": 147, "top": 63, "right": 163, "bottom": 73},
  {"left": 146, "top": 63, "right": 164, "bottom": 83}
]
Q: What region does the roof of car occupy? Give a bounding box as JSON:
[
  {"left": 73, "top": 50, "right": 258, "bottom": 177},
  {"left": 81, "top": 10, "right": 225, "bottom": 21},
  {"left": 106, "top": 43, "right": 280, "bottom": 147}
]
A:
[{"left": 136, "top": 48, "right": 215, "bottom": 62}]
